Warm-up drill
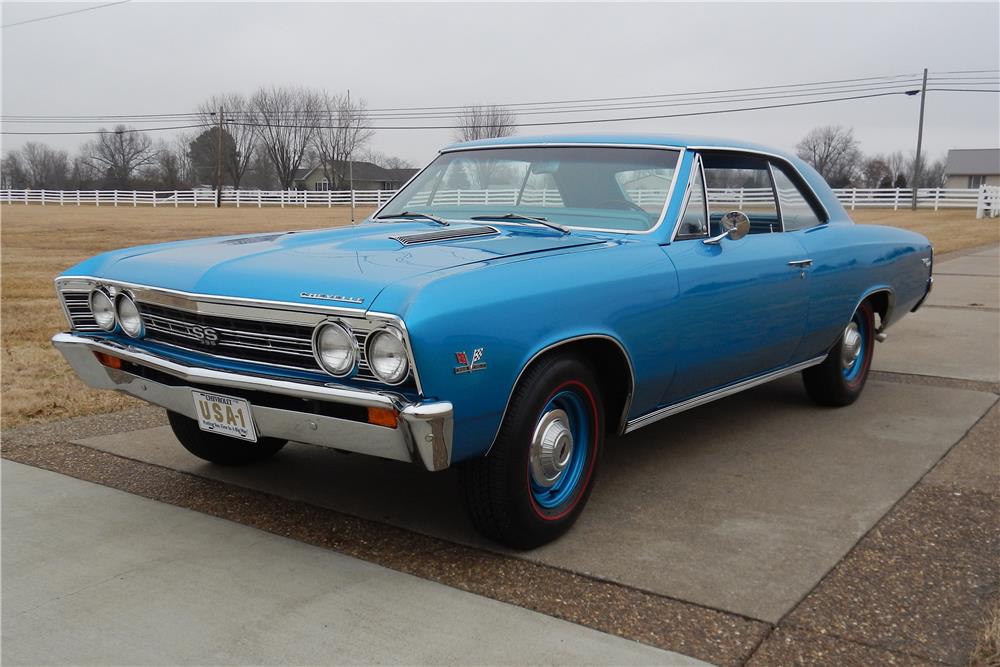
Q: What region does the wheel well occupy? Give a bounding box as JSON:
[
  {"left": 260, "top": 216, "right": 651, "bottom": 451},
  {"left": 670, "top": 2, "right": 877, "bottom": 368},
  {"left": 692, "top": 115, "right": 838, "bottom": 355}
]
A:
[
  {"left": 865, "top": 290, "right": 892, "bottom": 329},
  {"left": 524, "top": 337, "right": 633, "bottom": 436}
]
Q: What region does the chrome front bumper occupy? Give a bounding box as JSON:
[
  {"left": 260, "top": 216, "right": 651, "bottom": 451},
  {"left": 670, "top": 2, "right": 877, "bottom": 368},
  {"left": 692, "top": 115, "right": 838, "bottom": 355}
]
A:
[{"left": 52, "top": 333, "right": 453, "bottom": 471}]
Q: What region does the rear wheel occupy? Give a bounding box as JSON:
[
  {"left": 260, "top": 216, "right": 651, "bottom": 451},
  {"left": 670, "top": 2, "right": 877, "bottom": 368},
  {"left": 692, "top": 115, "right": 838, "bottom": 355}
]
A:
[
  {"left": 460, "top": 354, "right": 603, "bottom": 549},
  {"left": 167, "top": 411, "right": 286, "bottom": 466},
  {"left": 803, "top": 301, "right": 875, "bottom": 406}
]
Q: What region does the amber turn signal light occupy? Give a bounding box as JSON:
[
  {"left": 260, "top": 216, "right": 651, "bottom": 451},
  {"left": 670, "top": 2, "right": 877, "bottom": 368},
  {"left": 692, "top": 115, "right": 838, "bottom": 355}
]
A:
[
  {"left": 366, "top": 407, "right": 398, "bottom": 429},
  {"left": 93, "top": 351, "right": 122, "bottom": 369}
]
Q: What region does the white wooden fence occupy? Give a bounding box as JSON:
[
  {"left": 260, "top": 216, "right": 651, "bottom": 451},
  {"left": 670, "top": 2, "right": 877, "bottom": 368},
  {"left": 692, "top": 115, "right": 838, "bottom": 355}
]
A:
[{"left": 2, "top": 186, "right": 998, "bottom": 216}]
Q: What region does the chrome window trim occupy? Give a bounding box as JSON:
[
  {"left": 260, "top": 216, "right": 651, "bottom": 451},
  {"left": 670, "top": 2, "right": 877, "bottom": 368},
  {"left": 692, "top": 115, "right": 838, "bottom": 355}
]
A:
[
  {"left": 486, "top": 333, "right": 637, "bottom": 455},
  {"left": 686, "top": 146, "right": 831, "bottom": 222},
  {"left": 56, "top": 276, "right": 424, "bottom": 395},
  {"left": 372, "top": 143, "right": 687, "bottom": 237},
  {"left": 624, "top": 356, "right": 827, "bottom": 433},
  {"left": 669, "top": 153, "right": 710, "bottom": 243}
]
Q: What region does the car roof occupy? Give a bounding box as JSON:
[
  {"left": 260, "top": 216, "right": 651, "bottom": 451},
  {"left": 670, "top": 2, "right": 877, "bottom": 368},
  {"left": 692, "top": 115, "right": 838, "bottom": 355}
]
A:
[{"left": 443, "top": 133, "right": 798, "bottom": 160}]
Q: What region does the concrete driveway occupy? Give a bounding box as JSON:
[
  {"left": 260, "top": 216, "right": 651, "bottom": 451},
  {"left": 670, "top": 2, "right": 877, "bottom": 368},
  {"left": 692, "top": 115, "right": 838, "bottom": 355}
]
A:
[{"left": 63, "top": 244, "right": 999, "bottom": 623}]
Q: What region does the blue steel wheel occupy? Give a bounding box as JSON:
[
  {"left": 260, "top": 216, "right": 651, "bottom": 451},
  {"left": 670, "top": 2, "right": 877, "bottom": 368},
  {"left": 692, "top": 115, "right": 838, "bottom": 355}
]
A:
[
  {"left": 528, "top": 383, "right": 597, "bottom": 517},
  {"left": 459, "top": 355, "right": 604, "bottom": 549},
  {"left": 803, "top": 301, "right": 876, "bottom": 406}
]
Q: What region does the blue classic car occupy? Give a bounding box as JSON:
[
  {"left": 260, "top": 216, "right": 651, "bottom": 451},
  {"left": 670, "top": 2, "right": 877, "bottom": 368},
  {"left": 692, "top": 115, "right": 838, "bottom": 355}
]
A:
[{"left": 53, "top": 134, "right": 933, "bottom": 547}]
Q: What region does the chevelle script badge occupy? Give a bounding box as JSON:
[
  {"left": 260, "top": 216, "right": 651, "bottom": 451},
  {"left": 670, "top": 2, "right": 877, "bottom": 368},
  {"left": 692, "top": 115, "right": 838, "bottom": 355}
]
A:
[{"left": 299, "top": 292, "right": 365, "bottom": 304}]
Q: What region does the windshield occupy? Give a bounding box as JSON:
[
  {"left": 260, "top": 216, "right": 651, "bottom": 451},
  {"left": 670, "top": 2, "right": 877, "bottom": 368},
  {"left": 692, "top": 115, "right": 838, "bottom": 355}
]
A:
[{"left": 377, "top": 146, "right": 681, "bottom": 232}]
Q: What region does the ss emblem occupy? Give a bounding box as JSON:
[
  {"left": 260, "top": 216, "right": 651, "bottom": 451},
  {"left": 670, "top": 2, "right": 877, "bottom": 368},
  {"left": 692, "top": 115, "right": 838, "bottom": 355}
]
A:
[{"left": 190, "top": 325, "right": 220, "bottom": 345}]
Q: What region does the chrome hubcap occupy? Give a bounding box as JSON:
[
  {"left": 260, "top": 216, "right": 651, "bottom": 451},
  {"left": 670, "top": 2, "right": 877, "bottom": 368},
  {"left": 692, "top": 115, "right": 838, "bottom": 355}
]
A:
[
  {"left": 841, "top": 322, "right": 862, "bottom": 369},
  {"left": 530, "top": 409, "right": 574, "bottom": 488}
]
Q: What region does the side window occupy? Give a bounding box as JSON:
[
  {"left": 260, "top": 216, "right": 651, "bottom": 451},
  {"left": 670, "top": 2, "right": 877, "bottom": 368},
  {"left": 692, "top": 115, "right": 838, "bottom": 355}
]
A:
[
  {"left": 771, "top": 165, "right": 822, "bottom": 231},
  {"left": 701, "top": 154, "right": 779, "bottom": 234},
  {"left": 676, "top": 159, "right": 707, "bottom": 239}
]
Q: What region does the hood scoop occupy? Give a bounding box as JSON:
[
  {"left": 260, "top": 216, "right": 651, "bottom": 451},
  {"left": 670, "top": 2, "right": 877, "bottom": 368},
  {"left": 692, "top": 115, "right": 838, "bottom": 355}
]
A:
[{"left": 391, "top": 226, "right": 499, "bottom": 245}]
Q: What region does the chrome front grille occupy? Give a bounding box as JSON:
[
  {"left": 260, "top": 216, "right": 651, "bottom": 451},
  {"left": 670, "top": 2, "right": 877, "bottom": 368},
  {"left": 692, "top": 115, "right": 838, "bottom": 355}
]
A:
[
  {"left": 61, "top": 290, "right": 100, "bottom": 331},
  {"left": 139, "top": 303, "right": 318, "bottom": 369},
  {"left": 55, "top": 279, "right": 414, "bottom": 389}
]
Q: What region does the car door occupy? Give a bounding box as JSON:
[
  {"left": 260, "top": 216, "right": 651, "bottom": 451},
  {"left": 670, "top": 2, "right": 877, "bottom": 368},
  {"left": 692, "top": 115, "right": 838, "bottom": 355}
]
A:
[{"left": 658, "top": 151, "right": 811, "bottom": 406}]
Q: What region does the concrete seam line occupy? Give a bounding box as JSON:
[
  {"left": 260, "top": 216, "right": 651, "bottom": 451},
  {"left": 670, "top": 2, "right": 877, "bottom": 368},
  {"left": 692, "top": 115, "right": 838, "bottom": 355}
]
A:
[
  {"left": 748, "top": 395, "right": 1000, "bottom": 665},
  {"left": 0, "top": 440, "right": 766, "bottom": 667}
]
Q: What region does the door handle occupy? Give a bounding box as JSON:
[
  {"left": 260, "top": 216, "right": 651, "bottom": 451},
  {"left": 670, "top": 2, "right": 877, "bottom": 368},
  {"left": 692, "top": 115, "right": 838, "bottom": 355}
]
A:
[{"left": 788, "top": 259, "right": 813, "bottom": 268}]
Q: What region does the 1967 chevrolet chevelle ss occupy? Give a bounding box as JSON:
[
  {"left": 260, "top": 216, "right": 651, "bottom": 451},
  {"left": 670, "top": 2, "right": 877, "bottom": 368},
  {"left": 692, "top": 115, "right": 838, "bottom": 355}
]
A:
[{"left": 54, "top": 134, "right": 933, "bottom": 548}]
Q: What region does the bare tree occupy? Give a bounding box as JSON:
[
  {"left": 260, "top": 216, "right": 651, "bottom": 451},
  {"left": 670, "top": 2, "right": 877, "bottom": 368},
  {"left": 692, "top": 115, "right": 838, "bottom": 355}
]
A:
[
  {"left": 452, "top": 105, "right": 518, "bottom": 142},
  {"left": 1, "top": 151, "right": 28, "bottom": 188},
  {"left": 198, "top": 93, "right": 257, "bottom": 188},
  {"left": 311, "top": 92, "right": 375, "bottom": 190},
  {"left": 249, "top": 86, "right": 324, "bottom": 190},
  {"left": 361, "top": 149, "right": 414, "bottom": 170},
  {"left": 4, "top": 142, "right": 70, "bottom": 188},
  {"left": 795, "top": 125, "right": 862, "bottom": 188},
  {"left": 82, "top": 125, "right": 158, "bottom": 187}
]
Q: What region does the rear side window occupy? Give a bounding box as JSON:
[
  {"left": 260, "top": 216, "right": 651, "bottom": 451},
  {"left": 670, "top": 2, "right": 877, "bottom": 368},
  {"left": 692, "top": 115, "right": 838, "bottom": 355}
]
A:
[
  {"left": 771, "top": 166, "right": 822, "bottom": 231},
  {"left": 702, "top": 154, "right": 780, "bottom": 234}
]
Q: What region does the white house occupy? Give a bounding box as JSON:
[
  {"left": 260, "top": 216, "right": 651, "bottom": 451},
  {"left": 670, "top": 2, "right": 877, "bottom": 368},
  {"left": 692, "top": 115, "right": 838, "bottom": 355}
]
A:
[{"left": 944, "top": 148, "right": 1000, "bottom": 189}]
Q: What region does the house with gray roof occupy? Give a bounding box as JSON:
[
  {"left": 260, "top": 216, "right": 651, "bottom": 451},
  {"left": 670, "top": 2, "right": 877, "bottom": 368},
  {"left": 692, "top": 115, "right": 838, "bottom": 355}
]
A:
[
  {"left": 944, "top": 148, "right": 1000, "bottom": 189},
  {"left": 293, "top": 162, "right": 418, "bottom": 191}
]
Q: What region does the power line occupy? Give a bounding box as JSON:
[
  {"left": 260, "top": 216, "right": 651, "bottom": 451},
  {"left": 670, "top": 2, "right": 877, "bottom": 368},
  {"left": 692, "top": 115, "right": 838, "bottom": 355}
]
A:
[
  {"left": 1, "top": 0, "right": 132, "bottom": 29},
  {"left": 0, "top": 123, "right": 210, "bottom": 136},
  {"left": 1, "top": 69, "right": 993, "bottom": 123}
]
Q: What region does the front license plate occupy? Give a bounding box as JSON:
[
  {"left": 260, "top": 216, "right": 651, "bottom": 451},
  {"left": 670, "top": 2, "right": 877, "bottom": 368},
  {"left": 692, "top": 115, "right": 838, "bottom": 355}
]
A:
[{"left": 191, "top": 390, "right": 258, "bottom": 442}]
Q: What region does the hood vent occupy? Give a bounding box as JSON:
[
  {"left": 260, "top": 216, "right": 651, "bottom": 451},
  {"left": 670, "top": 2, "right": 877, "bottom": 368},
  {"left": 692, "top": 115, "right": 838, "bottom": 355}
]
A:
[{"left": 392, "top": 226, "right": 499, "bottom": 246}]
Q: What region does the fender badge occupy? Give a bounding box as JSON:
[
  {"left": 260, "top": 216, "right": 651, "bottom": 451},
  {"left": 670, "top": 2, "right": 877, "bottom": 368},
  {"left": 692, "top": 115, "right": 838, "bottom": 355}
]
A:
[
  {"left": 454, "top": 348, "right": 487, "bottom": 374},
  {"left": 300, "top": 292, "right": 365, "bottom": 304}
]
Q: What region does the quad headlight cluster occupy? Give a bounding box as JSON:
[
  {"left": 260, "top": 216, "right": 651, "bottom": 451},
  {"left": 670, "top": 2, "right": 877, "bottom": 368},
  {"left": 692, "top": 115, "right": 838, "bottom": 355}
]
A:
[
  {"left": 312, "top": 320, "right": 410, "bottom": 385},
  {"left": 89, "top": 287, "right": 144, "bottom": 338}
]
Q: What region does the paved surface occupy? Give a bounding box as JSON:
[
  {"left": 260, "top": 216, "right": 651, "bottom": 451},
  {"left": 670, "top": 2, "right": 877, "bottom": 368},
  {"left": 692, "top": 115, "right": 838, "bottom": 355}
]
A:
[
  {"left": 1, "top": 460, "right": 704, "bottom": 666},
  {"left": 75, "top": 378, "right": 996, "bottom": 622}
]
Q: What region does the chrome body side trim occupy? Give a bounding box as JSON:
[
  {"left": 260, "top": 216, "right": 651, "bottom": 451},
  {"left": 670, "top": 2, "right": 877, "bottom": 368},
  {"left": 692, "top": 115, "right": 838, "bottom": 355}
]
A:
[
  {"left": 487, "top": 334, "right": 636, "bottom": 454},
  {"left": 624, "top": 356, "right": 827, "bottom": 433},
  {"left": 51, "top": 333, "right": 452, "bottom": 471},
  {"left": 372, "top": 143, "right": 687, "bottom": 237}
]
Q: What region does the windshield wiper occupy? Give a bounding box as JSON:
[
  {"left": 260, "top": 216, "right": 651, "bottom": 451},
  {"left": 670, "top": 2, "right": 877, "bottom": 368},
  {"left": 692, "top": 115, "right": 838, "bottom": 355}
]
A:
[
  {"left": 375, "top": 211, "right": 451, "bottom": 226},
  {"left": 469, "top": 213, "right": 570, "bottom": 235}
]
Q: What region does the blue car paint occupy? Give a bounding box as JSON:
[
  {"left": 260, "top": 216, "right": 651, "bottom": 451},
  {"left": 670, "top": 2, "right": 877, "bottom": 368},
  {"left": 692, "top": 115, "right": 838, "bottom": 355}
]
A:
[{"left": 59, "top": 134, "right": 933, "bottom": 465}]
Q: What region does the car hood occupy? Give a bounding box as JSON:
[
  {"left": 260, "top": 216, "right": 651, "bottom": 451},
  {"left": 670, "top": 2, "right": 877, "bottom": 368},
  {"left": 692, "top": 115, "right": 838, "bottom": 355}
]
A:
[{"left": 65, "top": 222, "right": 607, "bottom": 310}]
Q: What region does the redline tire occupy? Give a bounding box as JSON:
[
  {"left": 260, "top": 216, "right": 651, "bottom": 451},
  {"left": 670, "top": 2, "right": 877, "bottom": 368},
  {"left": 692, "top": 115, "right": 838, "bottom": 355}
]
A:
[{"left": 460, "top": 354, "right": 604, "bottom": 549}]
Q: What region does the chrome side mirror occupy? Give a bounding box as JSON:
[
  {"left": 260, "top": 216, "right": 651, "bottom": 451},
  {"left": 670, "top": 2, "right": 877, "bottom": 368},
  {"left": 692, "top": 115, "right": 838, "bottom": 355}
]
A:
[{"left": 704, "top": 211, "right": 751, "bottom": 245}]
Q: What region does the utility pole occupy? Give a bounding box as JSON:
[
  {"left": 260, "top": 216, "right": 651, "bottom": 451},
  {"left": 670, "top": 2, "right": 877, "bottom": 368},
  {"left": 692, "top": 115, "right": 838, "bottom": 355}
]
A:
[
  {"left": 214, "top": 107, "right": 223, "bottom": 208},
  {"left": 348, "top": 88, "right": 355, "bottom": 223},
  {"left": 910, "top": 68, "right": 928, "bottom": 210}
]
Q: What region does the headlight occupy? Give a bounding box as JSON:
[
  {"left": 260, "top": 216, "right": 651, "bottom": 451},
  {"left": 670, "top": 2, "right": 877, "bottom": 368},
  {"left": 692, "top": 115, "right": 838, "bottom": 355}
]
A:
[
  {"left": 116, "top": 293, "right": 143, "bottom": 338},
  {"left": 367, "top": 328, "right": 409, "bottom": 385},
  {"left": 89, "top": 289, "right": 116, "bottom": 331},
  {"left": 313, "top": 321, "right": 357, "bottom": 376}
]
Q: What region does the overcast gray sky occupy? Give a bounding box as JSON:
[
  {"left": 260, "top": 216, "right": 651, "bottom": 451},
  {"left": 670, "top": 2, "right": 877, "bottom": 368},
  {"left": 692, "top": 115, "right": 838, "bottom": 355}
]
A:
[{"left": 2, "top": 1, "right": 998, "bottom": 166}]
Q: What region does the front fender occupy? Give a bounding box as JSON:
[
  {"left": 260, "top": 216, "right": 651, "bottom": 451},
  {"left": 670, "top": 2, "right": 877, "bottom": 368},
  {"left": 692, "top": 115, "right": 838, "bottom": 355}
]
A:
[{"left": 372, "top": 241, "right": 678, "bottom": 462}]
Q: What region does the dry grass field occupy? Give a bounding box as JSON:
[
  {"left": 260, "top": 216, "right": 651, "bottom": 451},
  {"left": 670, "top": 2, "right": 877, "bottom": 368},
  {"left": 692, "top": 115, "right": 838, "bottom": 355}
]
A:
[{"left": 2, "top": 204, "right": 997, "bottom": 429}]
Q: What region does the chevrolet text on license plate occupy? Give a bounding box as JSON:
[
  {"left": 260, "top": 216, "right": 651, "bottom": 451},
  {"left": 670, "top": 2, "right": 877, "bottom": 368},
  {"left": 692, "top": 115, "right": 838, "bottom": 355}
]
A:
[{"left": 192, "top": 390, "right": 258, "bottom": 442}]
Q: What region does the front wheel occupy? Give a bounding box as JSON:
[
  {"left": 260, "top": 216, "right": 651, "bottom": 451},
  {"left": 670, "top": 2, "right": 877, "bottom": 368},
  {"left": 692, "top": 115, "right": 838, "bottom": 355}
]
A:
[
  {"left": 460, "top": 354, "right": 604, "bottom": 549},
  {"left": 167, "top": 411, "right": 287, "bottom": 466},
  {"left": 803, "top": 301, "right": 875, "bottom": 406}
]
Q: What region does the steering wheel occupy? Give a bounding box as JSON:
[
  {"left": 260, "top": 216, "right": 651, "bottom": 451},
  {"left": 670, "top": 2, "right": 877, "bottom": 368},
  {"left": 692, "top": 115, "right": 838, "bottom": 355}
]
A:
[{"left": 594, "top": 198, "right": 647, "bottom": 213}]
